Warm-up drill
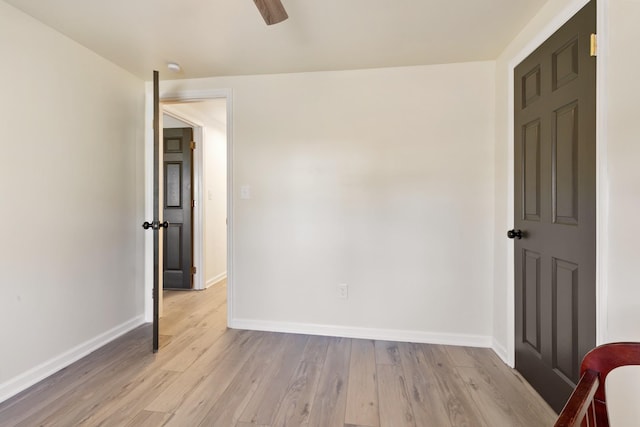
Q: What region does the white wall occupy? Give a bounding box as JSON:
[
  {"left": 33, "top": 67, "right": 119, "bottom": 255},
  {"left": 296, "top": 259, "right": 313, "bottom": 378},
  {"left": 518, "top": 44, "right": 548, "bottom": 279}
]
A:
[
  {"left": 0, "top": 0, "right": 145, "bottom": 402},
  {"left": 159, "top": 62, "right": 496, "bottom": 344},
  {"left": 203, "top": 116, "right": 227, "bottom": 287},
  {"left": 603, "top": 0, "right": 640, "bottom": 342},
  {"left": 163, "top": 113, "right": 191, "bottom": 128}
]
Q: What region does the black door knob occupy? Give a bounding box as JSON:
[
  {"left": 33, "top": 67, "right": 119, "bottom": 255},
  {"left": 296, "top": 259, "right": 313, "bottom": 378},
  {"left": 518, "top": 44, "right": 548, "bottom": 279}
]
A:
[
  {"left": 142, "top": 221, "right": 170, "bottom": 230},
  {"left": 507, "top": 229, "right": 523, "bottom": 239}
]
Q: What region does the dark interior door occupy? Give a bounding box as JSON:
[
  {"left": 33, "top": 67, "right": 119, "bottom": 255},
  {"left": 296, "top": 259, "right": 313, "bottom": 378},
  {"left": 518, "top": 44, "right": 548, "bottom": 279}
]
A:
[
  {"left": 152, "top": 70, "right": 161, "bottom": 352},
  {"left": 163, "top": 127, "right": 194, "bottom": 290},
  {"left": 513, "top": 0, "right": 596, "bottom": 413}
]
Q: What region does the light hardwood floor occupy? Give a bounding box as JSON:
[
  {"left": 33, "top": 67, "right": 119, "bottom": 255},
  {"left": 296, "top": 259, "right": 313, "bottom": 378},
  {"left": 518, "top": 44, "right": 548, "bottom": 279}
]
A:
[{"left": 0, "top": 282, "right": 557, "bottom": 426}]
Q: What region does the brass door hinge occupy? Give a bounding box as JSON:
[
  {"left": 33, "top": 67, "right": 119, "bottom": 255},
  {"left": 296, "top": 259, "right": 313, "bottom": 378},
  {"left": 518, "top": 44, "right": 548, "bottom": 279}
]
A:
[
  {"left": 191, "top": 266, "right": 197, "bottom": 275},
  {"left": 590, "top": 33, "right": 597, "bottom": 57},
  {"left": 190, "top": 141, "right": 196, "bottom": 150}
]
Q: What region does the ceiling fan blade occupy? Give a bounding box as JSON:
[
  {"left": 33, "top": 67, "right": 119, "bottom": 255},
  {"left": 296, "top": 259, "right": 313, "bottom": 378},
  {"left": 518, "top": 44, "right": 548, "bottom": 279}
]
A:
[{"left": 253, "top": 0, "right": 288, "bottom": 25}]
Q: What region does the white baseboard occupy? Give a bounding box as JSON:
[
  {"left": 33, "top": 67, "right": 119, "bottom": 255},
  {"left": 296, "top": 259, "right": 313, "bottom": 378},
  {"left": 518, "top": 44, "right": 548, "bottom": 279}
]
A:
[
  {"left": 0, "top": 315, "right": 145, "bottom": 404},
  {"left": 228, "top": 318, "right": 492, "bottom": 348},
  {"left": 492, "top": 338, "right": 513, "bottom": 367},
  {"left": 205, "top": 272, "right": 227, "bottom": 288}
]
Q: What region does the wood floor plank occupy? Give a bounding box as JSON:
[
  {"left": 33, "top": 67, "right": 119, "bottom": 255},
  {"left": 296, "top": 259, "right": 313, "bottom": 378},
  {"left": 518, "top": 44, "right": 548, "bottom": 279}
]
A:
[
  {"left": 374, "top": 341, "right": 402, "bottom": 366},
  {"left": 456, "top": 365, "right": 526, "bottom": 427},
  {"left": 153, "top": 291, "right": 226, "bottom": 372},
  {"left": 14, "top": 337, "right": 155, "bottom": 427},
  {"left": 160, "top": 313, "right": 227, "bottom": 372},
  {"left": 397, "top": 342, "right": 451, "bottom": 426},
  {"left": 125, "top": 410, "right": 173, "bottom": 427},
  {"left": 444, "top": 345, "right": 480, "bottom": 368},
  {"left": 161, "top": 288, "right": 222, "bottom": 337},
  {"left": 298, "top": 335, "right": 331, "bottom": 365},
  {"left": 154, "top": 331, "right": 264, "bottom": 425},
  {"left": 307, "top": 337, "right": 352, "bottom": 427},
  {"left": 238, "top": 333, "right": 309, "bottom": 425},
  {"left": 192, "top": 303, "right": 226, "bottom": 330},
  {"left": 345, "top": 339, "right": 379, "bottom": 426},
  {"left": 422, "top": 344, "right": 490, "bottom": 426},
  {"left": 457, "top": 347, "right": 557, "bottom": 426},
  {"left": 144, "top": 328, "right": 248, "bottom": 413},
  {"left": 270, "top": 336, "right": 330, "bottom": 427},
  {"left": 196, "top": 333, "right": 297, "bottom": 426},
  {"left": 152, "top": 322, "right": 213, "bottom": 367},
  {"left": 78, "top": 368, "right": 180, "bottom": 427},
  {"left": 377, "top": 363, "right": 416, "bottom": 427},
  {"left": 0, "top": 326, "right": 149, "bottom": 426}
]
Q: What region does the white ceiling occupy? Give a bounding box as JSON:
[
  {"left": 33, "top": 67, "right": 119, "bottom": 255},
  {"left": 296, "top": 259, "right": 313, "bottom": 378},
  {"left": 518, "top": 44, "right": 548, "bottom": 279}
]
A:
[{"left": 4, "top": 0, "right": 548, "bottom": 80}]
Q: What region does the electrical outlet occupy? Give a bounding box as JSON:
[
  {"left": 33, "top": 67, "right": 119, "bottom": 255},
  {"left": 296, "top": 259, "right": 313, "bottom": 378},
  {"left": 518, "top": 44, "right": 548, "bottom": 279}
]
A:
[{"left": 337, "top": 284, "right": 348, "bottom": 299}]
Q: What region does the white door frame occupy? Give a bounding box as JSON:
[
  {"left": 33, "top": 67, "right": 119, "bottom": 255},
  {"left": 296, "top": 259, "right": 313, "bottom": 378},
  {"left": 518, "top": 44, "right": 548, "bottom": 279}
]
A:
[
  {"left": 504, "top": 0, "right": 608, "bottom": 366},
  {"left": 144, "top": 88, "right": 234, "bottom": 326}
]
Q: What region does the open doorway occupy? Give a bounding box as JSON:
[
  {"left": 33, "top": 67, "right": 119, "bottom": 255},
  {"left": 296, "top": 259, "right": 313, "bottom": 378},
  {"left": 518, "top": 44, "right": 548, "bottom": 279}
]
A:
[
  {"left": 152, "top": 98, "right": 229, "bottom": 346},
  {"left": 145, "top": 85, "right": 233, "bottom": 349}
]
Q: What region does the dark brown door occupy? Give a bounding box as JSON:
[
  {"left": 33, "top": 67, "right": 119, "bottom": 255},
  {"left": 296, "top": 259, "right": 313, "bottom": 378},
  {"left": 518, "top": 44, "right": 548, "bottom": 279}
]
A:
[
  {"left": 163, "top": 127, "right": 194, "bottom": 290},
  {"left": 513, "top": 0, "right": 596, "bottom": 413},
  {"left": 151, "top": 70, "right": 161, "bottom": 352}
]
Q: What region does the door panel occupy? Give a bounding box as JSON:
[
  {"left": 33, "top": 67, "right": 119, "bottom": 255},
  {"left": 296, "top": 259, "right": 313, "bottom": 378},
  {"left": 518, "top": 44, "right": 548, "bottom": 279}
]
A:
[
  {"left": 163, "top": 127, "right": 194, "bottom": 290},
  {"left": 513, "top": 0, "right": 596, "bottom": 412},
  {"left": 523, "top": 120, "right": 541, "bottom": 221},
  {"left": 553, "top": 102, "right": 579, "bottom": 225},
  {"left": 523, "top": 249, "right": 541, "bottom": 355},
  {"left": 553, "top": 258, "right": 579, "bottom": 381}
]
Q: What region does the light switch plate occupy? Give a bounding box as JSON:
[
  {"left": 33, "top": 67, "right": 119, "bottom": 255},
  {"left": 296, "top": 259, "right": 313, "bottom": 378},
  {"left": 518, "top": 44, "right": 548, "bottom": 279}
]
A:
[{"left": 240, "top": 185, "right": 251, "bottom": 199}]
